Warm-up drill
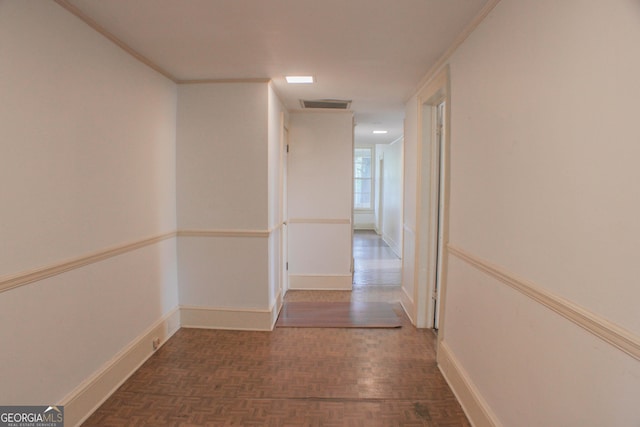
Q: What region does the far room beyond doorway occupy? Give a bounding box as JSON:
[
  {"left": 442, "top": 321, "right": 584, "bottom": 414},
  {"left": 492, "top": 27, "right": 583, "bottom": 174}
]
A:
[{"left": 352, "top": 230, "right": 401, "bottom": 303}]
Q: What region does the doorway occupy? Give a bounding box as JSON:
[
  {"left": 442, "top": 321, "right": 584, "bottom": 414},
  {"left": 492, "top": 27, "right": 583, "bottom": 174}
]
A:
[
  {"left": 432, "top": 101, "right": 445, "bottom": 329},
  {"left": 377, "top": 157, "right": 384, "bottom": 233},
  {"left": 352, "top": 230, "right": 401, "bottom": 290},
  {"left": 415, "top": 66, "right": 450, "bottom": 331},
  {"left": 352, "top": 141, "right": 404, "bottom": 302}
]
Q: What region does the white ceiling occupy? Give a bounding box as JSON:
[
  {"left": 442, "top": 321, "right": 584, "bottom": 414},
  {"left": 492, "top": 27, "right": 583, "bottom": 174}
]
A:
[{"left": 65, "top": 0, "right": 489, "bottom": 146}]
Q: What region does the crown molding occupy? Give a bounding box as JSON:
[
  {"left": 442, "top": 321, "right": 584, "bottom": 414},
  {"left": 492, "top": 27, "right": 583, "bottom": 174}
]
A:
[
  {"left": 177, "top": 78, "right": 271, "bottom": 85},
  {"left": 54, "top": 0, "right": 178, "bottom": 82},
  {"left": 411, "top": 0, "right": 502, "bottom": 101}
]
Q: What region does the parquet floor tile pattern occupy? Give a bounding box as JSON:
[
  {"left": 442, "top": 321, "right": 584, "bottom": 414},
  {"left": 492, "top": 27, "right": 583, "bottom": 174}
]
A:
[{"left": 83, "top": 232, "right": 470, "bottom": 426}]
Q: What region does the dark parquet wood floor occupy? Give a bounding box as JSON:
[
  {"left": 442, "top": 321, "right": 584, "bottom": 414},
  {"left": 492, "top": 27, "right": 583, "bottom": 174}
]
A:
[{"left": 82, "top": 232, "right": 470, "bottom": 426}]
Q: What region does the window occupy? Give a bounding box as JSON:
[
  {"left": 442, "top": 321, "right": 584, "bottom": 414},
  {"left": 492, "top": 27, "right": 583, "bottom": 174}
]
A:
[{"left": 354, "top": 147, "right": 373, "bottom": 210}]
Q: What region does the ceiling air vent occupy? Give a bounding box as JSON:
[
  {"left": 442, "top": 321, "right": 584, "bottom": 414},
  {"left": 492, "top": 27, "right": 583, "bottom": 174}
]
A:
[{"left": 300, "top": 99, "right": 352, "bottom": 110}]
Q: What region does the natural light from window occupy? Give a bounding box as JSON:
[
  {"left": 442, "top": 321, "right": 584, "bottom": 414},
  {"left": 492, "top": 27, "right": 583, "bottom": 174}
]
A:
[{"left": 354, "top": 147, "right": 373, "bottom": 210}]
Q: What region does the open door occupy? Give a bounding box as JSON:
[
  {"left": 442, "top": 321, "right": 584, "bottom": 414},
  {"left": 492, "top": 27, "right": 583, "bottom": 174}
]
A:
[
  {"left": 432, "top": 101, "right": 445, "bottom": 329},
  {"left": 414, "top": 67, "right": 450, "bottom": 330},
  {"left": 280, "top": 122, "right": 289, "bottom": 296}
]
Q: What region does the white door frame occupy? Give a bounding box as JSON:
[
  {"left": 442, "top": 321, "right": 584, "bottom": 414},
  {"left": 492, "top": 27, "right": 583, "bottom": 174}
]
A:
[
  {"left": 433, "top": 101, "right": 446, "bottom": 329},
  {"left": 279, "top": 114, "right": 289, "bottom": 297},
  {"left": 377, "top": 156, "right": 384, "bottom": 234},
  {"left": 413, "top": 66, "right": 451, "bottom": 332}
]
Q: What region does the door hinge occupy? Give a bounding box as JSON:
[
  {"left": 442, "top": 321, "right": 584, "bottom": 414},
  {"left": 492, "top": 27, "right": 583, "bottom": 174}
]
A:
[
  {"left": 286, "top": 262, "right": 289, "bottom": 271},
  {"left": 286, "top": 144, "right": 289, "bottom": 153}
]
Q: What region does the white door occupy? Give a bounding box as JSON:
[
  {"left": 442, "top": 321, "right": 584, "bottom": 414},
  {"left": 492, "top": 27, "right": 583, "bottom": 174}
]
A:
[
  {"left": 377, "top": 157, "right": 384, "bottom": 233},
  {"left": 281, "top": 125, "right": 289, "bottom": 295},
  {"left": 433, "top": 101, "right": 445, "bottom": 329}
]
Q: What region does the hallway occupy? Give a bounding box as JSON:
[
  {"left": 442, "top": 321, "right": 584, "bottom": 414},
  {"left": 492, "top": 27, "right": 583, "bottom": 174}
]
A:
[
  {"left": 84, "top": 297, "right": 469, "bottom": 426},
  {"left": 352, "top": 230, "right": 402, "bottom": 303},
  {"left": 82, "top": 232, "right": 471, "bottom": 426}
]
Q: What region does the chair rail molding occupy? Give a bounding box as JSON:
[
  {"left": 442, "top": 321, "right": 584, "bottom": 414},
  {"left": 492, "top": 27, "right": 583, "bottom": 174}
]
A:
[{"left": 448, "top": 244, "right": 640, "bottom": 361}]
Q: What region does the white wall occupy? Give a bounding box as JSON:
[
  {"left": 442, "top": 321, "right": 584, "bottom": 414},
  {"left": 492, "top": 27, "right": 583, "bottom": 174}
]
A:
[
  {"left": 353, "top": 208, "right": 376, "bottom": 230},
  {"left": 448, "top": 0, "right": 640, "bottom": 335},
  {"left": 177, "top": 83, "right": 268, "bottom": 231},
  {"left": 267, "top": 84, "right": 288, "bottom": 307},
  {"left": 176, "top": 82, "right": 271, "bottom": 311},
  {"left": 288, "top": 112, "right": 354, "bottom": 289},
  {"left": 376, "top": 140, "right": 403, "bottom": 257},
  {"left": 420, "top": 0, "right": 640, "bottom": 425},
  {"left": 401, "top": 95, "right": 419, "bottom": 320},
  {"left": 354, "top": 212, "right": 376, "bottom": 229},
  {"left": 0, "top": 0, "right": 178, "bottom": 408}
]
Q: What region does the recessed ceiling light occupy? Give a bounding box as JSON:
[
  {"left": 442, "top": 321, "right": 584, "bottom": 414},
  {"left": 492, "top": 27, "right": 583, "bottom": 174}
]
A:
[
  {"left": 373, "top": 130, "right": 388, "bottom": 134},
  {"left": 286, "top": 76, "right": 314, "bottom": 84}
]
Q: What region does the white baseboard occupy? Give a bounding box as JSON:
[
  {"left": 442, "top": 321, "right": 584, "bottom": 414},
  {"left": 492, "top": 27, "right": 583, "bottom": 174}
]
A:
[
  {"left": 62, "top": 295, "right": 284, "bottom": 426},
  {"left": 288, "top": 274, "right": 353, "bottom": 290},
  {"left": 61, "top": 307, "right": 181, "bottom": 427},
  {"left": 400, "top": 286, "right": 416, "bottom": 325},
  {"left": 354, "top": 223, "right": 376, "bottom": 230},
  {"left": 270, "top": 291, "right": 284, "bottom": 329},
  {"left": 180, "top": 298, "right": 281, "bottom": 331},
  {"left": 437, "top": 341, "right": 501, "bottom": 427},
  {"left": 381, "top": 233, "right": 402, "bottom": 258}
]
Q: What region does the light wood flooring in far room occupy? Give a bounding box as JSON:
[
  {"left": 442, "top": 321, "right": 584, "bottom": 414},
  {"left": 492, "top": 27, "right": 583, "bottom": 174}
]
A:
[
  {"left": 352, "top": 229, "right": 402, "bottom": 300},
  {"left": 83, "top": 231, "right": 470, "bottom": 426}
]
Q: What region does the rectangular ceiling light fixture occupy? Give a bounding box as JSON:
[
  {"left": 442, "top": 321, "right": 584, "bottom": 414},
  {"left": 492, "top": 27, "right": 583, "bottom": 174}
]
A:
[
  {"left": 286, "top": 75, "right": 314, "bottom": 84},
  {"left": 373, "top": 130, "right": 388, "bottom": 134}
]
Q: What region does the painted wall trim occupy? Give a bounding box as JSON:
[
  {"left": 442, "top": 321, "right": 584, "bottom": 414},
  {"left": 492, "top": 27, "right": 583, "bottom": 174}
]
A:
[
  {"left": 438, "top": 341, "right": 501, "bottom": 427},
  {"left": 270, "top": 222, "right": 284, "bottom": 233},
  {"left": 403, "top": 223, "right": 416, "bottom": 234},
  {"left": 54, "top": 2, "right": 273, "bottom": 85},
  {"left": 269, "top": 290, "right": 284, "bottom": 330},
  {"left": 61, "top": 307, "right": 181, "bottom": 427},
  {"left": 411, "top": 0, "right": 502, "bottom": 101},
  {"left": 180, "top": 299, "right": 281, "bottom": 331},
  {"left": 288, "top": 218, "right": 351, "bottom": 225},
  {"left": 177, "top": 78, "right": 271, "bottom": 84},
  {"left": 448, "top": 244, "right": 640, "bottom": 361},
  {"left": 400, "top": 286, "right": 416, "bottom": 326},
  {"left": 382, "top": 234, "right": 402, "bottom": 259},
  {"left": 177, "top": 229, "right": 271, "bottom": 238},
  {"left": 288, "top": 274, "right": 352, "bottom": 290},
  {"left": 0, "top": 232, "right": 177, "bottom": 294},
  {"left": 53, "top": 0, "right": 177, "bottom": 82},
  {"left": 354, "top": 223, "right": 376, "bottom": 230}
]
